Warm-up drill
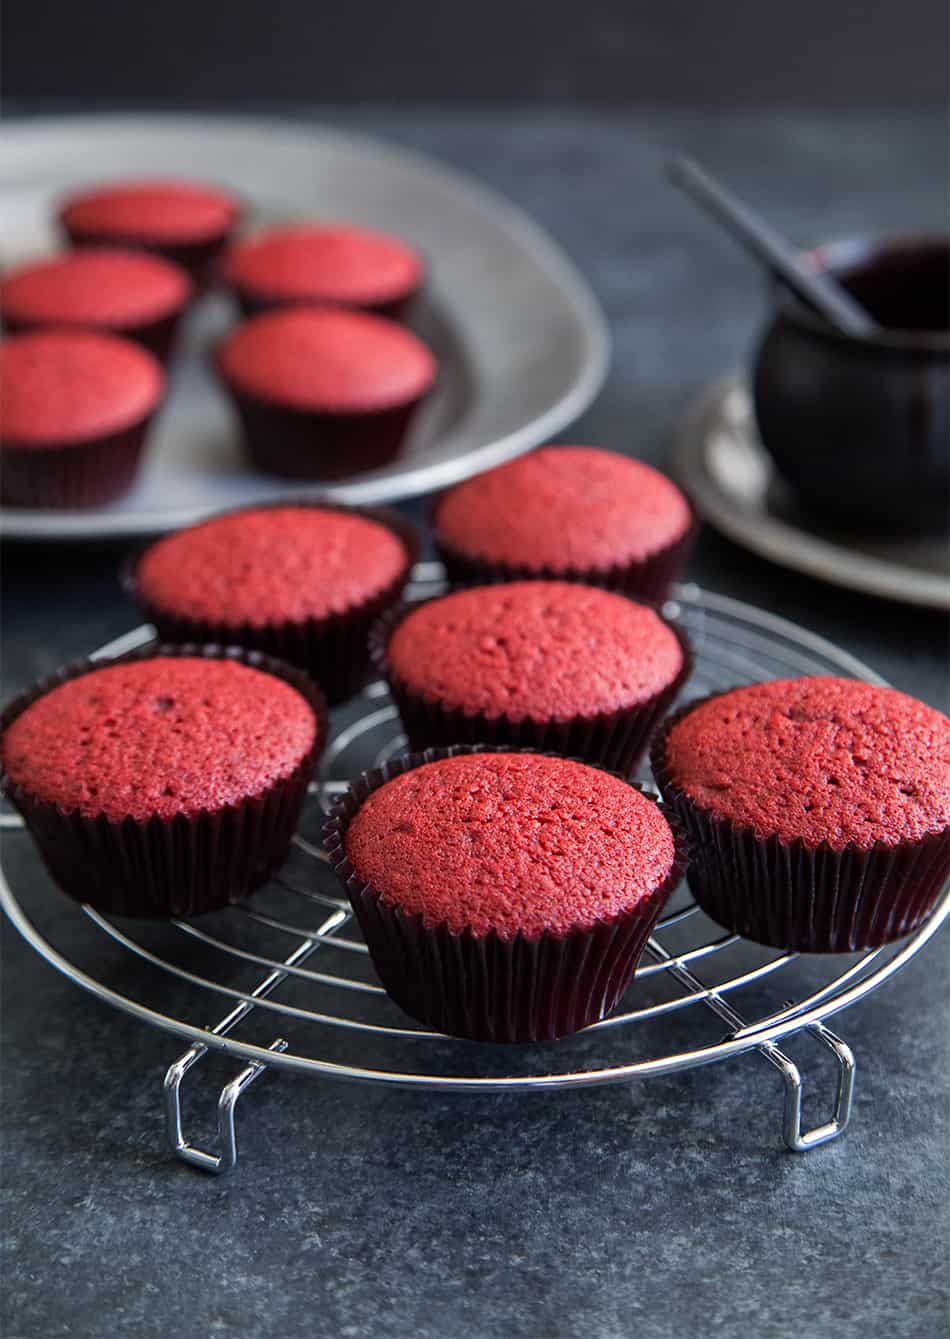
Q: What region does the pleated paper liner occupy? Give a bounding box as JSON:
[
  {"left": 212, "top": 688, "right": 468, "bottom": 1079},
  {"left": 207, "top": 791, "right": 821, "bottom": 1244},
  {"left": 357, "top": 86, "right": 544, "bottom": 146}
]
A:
[
  {"left": 215, "top": 319, "right": 431, "bottom": 484},
  {"left": 651, "top": 696, "right": 950, "bottom": 953},
  {"left": 324, "top": 744, "right": 690, "bottom": 1043},
  {"left": 2, "top": 308, "right": 187, "bottom": 366},
  {"left": 0, "top": 644, "right": 328, "bottom": 918},
  {"left": 1, "top": 413, "right": 157, "bottom": 509},
  {"left": 369, "top": 596, "right": 694, "bottom": 777},
  {"left": 229, "top": 286, "right": 420, "bottom": 325},
  {"left": 123, "top": 503, "right": 422, "bottom": 706},
  {"left": 432, "top": 511, "right": 698, "bottom": 605}
]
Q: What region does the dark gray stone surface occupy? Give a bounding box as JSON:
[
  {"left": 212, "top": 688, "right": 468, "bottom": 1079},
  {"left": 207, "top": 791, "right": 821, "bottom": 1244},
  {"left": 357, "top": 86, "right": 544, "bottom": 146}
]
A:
[{"left": 2, "top": 109, "right": 948, "bottom": 1339}]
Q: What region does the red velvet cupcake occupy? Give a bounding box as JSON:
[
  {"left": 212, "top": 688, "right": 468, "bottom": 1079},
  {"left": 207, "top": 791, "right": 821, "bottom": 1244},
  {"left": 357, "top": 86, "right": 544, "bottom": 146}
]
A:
[
  {"left": 0, "top": 646, "right": 327, "bottom": 917},
  {"left": 221, "top": 223, "right": 424, "bottom": 320},
  {"left": 434, "top": 446, "right": 695, "bottom": 602},
  {"left": 0, "top": 330, "right": 164, "bottom": 508},
  {"left": 372, "top": 581, "right": 691, "bottom": 774},
  {"left": 0, "top": 248, "right": 192, "bottom": 362},
  {"left": 126, "top": 504, "right": 420, "bottom": 703},
  {"left": 652, "top": 677, "right": 950, "bottom": 952},
  {"left": 326, "top": 748, "right": 688, "bottom": 1042},
  {"left": 215, "top": 307, "right": 437, "bottom": 480},
  {"left": 59, "top": 178, "right": 241, "bottom": 287}
]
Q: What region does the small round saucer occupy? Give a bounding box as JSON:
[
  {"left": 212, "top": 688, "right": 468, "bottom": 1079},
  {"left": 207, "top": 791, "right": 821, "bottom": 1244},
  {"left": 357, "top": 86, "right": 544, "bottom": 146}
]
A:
[{"left": 674, "top": 376, "right": 950, "bottom": 610}]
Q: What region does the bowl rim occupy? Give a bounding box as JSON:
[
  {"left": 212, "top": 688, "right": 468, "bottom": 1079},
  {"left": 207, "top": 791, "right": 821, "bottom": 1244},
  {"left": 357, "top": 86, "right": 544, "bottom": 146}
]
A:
[{"left": 772, "top": 232, "right": 950, "bottom": 353}]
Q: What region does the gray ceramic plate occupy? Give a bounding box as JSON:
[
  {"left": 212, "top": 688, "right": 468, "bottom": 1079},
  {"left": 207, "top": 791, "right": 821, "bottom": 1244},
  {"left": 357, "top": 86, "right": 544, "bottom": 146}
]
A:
[
  {"left": 674, "top": 376, "right": 950, "bottom": 610},
  {"left": 0, "top": 114, "right": 609, "bottom": 541}
]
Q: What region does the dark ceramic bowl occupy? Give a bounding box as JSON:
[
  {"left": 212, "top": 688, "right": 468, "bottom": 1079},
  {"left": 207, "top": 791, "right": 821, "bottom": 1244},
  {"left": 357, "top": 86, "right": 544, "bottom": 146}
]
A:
[{"left": 752, "top": 235, "right": 949, "bottom": 534}]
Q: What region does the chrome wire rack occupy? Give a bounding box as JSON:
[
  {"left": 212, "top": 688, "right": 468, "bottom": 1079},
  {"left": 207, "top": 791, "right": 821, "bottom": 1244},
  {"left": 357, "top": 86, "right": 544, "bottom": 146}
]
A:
[{"left": 2, "top": 566, "right": 947, "bottom": 1173}]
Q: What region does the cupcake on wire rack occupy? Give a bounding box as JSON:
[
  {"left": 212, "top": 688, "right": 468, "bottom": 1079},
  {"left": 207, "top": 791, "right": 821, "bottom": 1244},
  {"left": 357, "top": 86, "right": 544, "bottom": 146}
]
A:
[
  {"left": 0, "top": 646, "right": 327, "bottom": 918},
  {"left": 125, "top": 502, "right": 421, "bottom": 704},
  {"left": 371, "top": 580, "right": 691, "bottom": 775},
  {"left": 652, "top": 677, "right": 950, "bottom": 952},
  {"left": 433, "top": 445, "right": 695, "bottom": 603},
  {"left": 326, "top": 747, "right": 689, "bottom": 1043}
]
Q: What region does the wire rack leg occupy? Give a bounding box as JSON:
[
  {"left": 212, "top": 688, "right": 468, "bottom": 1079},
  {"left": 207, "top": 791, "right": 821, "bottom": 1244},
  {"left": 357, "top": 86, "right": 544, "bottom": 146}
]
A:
[
  {"left": 162, "top": 909, "right": 347, "bottom": 1174},
  {"left": 762, "top": 1024, "right": 855, "bottom": 1152},
  {"left": 645, "top": 937, "right": 857, "bottom": 1152},
  {"left": 164, "top": 1037, "right": 289, "bottom": 1174}
]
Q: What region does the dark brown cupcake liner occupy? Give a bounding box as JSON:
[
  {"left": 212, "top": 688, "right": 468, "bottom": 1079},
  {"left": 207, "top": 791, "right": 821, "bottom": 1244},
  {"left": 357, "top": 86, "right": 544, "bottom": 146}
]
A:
[
  {"left": 230, "top": 287, "right": 420, "bottom": 324},
  {"left": 369, "top": 595, "right": 694, "bottom": 777},
  {"left": 219, "top": 371, "right": 428, "bottom": 481},
  {"left": 651, "top": 694, "right": 950, "bottom": 953},
  {"left": 1, "top": 412, "right": 157, "bottom": 510},
  {"left": 3, "top": 309, "right": 187, "bottom": 365},
  {"left": 0, "top": 643, "right": 328, "bottom": 918},
  {"left": 122, "top": 503, "right": 421, "bottom": 705},
  {"left": 62, "top": 226, "right": 240, "bottom": 294},
  {"left": 324, "top": 744, "right": 690, "bottom": 1042},
  {"left": 433, "top": 504, "right": 698, "bottom": 605}
]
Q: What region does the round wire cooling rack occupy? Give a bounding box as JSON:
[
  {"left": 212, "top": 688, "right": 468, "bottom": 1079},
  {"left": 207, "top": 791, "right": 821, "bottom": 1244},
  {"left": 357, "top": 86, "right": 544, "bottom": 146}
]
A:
[{"left": 1, "top": 566, "right": 948, "bottom": 1174}]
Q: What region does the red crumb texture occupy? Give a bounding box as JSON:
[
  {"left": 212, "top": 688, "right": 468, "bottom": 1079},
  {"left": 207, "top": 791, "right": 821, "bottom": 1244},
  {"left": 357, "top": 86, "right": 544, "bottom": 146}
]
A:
[
  {"left": 1, "top": 658, "right": 317, "bottom": 823},
  {"left": 665, "top": 677, "right": 950, "bottom": 849},
  {"left": 388, "top": 581, "right": 684, "bottom": 720},
  {"left": 344, "top": 751, "right": 676, "bottom": 937},
  {"left": 223, "top": 224, "right": 423, "bottom": 306},
  {"left": 60, "top": 180, "right": 239, "bottom": 244},
  {"left": 216, "top": 307, "right": 437, "bottom": 414},
  {"left": 0, "top": 249, "right": 191, "bottom": 329},
  {"left": 435, "top": 446, "right": 692, "bottom": 571},
  {"left": 0, "top": 331, "right": 164, "bottom": 447},
  {"left": 137, "top": 507, "right": 410, "bottom": 625}
]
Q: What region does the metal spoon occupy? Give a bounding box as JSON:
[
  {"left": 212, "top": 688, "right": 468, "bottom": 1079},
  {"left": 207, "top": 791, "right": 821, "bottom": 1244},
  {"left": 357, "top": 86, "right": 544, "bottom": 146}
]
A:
[{"left": 667, "top": 154, "right": 878, "bottom": 335}]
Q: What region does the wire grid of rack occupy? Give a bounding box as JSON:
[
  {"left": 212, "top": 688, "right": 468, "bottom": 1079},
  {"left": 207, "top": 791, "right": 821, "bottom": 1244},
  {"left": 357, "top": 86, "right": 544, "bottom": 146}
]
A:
[{"left": 1, "top": 566, "right": 947, "bottom": 1173}]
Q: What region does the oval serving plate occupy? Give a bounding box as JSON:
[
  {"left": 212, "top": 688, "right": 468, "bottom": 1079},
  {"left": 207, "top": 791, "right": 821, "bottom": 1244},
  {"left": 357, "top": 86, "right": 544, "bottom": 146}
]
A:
[{"left": 0, "top": 114, "right": 609, "bottom": 541}]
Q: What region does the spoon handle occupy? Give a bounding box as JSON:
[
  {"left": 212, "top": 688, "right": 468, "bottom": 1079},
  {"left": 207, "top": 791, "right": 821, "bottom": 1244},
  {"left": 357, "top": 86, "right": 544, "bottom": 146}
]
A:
[{"left": 668, "top": 155, "right": 878, "bottom": 336}]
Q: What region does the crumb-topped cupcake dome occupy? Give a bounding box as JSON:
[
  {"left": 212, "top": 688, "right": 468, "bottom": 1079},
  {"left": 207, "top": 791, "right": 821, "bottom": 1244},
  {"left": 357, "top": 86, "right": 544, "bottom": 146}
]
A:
[
  {"left": 60, "top": 179, "right": 239, "bottom": 246},
  {"left": 137, "top": 506, "right": 410, "bottom": 625},
  {"left": 216, "top": 306, "right": 436, "bottom": 415},
  {"left": 1, "top": 656, "right": 317, "bottom": 823},
  {"left": 343, "top": 751, "right": 676, "bottom": 937},
  {"left": 0, "top": 249, "right": 191, "bottom": 334},
  {"left": 387, "top": 582, "right": 684, "bottom": 720},
  {"left": 0, "top": 330, "right": 164, "bottom": 447},
  {"left": 434, "top": 446, "right": 693, "bottom": 598},
  {"left": 221, "top": 223, "right": 424, "bottom": 316},
  {"left": 662, "top": 678, "right": 950, "bottom": 850}
]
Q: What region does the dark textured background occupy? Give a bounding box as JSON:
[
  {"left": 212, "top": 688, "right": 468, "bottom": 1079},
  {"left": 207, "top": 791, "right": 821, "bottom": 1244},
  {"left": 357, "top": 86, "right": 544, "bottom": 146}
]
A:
[
  {"left": 4, "top": 0, "right": 949, "bottom": 108},
  {"left": 3, "top": 3, "right": 950, "bottom": 1336},
  {"left": 2, "top": 106, "right": 949, "bottom": 1339}
]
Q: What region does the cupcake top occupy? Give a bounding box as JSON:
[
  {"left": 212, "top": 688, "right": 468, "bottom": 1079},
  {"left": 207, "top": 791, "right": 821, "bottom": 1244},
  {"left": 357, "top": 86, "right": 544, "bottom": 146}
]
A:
[
  {"left": 663, "top": 677, "right": 950, "bottom": 850},
  {"left": 386, "top": 581, "right": 685, "bottom": 720},
  {"left": 1, "top": 249, "right": 192, "bottom": 330},
  {"left": 222, "top": 223, "right": 423, "bottom": 308},
  {"left": 60, "top": 179, "right": 239, "bottom": 245},
  {"left": 435, "top": 446, "right": 692, "bottom": 572},
  {"left": 343, "top": 751, "right": 676, "bottom": 937},
  {"left": 1, "top": 657, "right": 317, "bottom": 823},
  {"left": 216, "top": 307, "right": 437, "bottom": 414},
  {"left": 0, "top": 330, "right": 164, "bottom": 447},
  {"left": 136, "top": 505, "right": 411, "bottom": 625}
]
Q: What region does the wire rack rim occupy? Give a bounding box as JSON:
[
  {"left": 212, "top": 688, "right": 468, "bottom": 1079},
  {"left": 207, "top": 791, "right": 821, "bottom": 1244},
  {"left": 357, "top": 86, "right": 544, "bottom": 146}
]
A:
[
  {"left": 2, "top": 859, "right": 947, "bottom": 1088},
  {"left": 1, "top": 579, "right": 944, "bottom": 1091}
]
